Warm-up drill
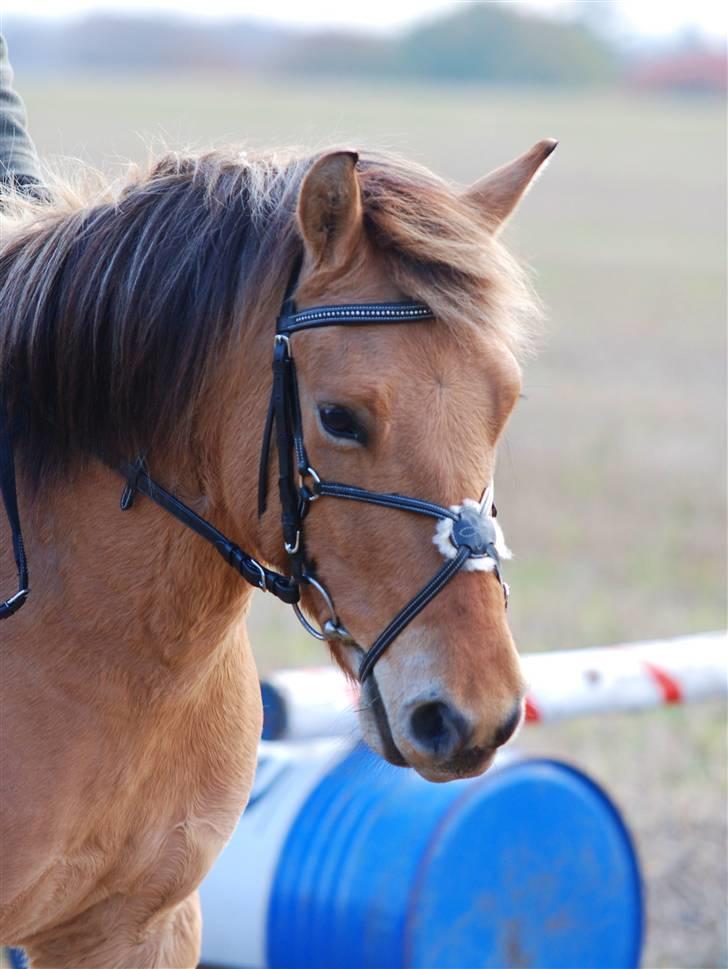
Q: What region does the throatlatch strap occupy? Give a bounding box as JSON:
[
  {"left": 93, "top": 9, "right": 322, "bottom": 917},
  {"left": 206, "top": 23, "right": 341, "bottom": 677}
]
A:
[
  {"left": 119, "top": 458, "right": 299, "bottom": 605},
  {"left": 257, "top": 391, "right": 276, "bottom": 518},
  {"left": 257, "top": 339, "right": 309, "bottom": 525},
  {"left": 0, "top": 401, "right": 29, "bottom": 619}
]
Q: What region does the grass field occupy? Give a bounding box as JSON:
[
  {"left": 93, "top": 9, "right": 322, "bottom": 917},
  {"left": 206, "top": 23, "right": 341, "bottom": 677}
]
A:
[{"left": 17, "top": 75, "right": 727, "bottom": 966}]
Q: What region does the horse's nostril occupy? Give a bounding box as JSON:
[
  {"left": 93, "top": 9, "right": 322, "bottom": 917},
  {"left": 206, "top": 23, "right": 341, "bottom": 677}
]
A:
[
  {"left": 492, "top": 702, "right": 523, "bottom": 748},
  {"left": 409, "top": 701, "right": 470, "bottom": 759}
]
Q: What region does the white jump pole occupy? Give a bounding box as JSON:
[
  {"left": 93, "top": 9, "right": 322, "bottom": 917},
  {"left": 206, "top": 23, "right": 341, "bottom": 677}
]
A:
[{"left": 260, "top": 631, "right": 728, "bottom": 740}]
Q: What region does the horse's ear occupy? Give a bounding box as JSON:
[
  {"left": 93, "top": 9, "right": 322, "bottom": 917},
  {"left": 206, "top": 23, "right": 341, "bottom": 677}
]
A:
[
  {"left": 297, "top": 150, "right": 363, "bottom": 268},
  {"left": 464, "top": 139, "right": 558, "bottom": 232}
]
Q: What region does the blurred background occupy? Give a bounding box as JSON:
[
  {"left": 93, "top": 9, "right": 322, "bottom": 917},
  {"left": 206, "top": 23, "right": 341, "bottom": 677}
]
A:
[{"left": 2, "top": 1, "right": 725, "bottom": 965}]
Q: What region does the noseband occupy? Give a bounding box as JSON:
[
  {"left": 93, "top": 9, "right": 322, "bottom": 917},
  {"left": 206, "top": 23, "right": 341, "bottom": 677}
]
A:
[{"left": 0, "top": 268, "right": 510, "bottom": 684}]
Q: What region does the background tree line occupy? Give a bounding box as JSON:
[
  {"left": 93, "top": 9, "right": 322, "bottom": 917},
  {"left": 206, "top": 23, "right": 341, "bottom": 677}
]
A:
[{"left": 6, "top": 2, "right": 724, "bottom": 91}]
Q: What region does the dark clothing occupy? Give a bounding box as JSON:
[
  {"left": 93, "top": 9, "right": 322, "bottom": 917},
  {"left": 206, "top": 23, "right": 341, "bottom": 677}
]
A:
[{"left": 0, "top": 34, "right": 43, "bottom": 192}]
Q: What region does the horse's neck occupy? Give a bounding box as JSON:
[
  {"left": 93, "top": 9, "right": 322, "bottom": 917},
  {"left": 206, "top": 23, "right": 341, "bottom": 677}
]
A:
[{"left": 13, "top": 461, "right": 254, "bottom": 693}]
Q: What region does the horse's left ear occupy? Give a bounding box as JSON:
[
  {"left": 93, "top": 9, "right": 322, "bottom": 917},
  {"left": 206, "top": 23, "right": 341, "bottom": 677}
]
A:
[
  {"left": 297, "top": 149, "right": 363, "bottom": 268},
  {"left": 464, "top": 139, "right": 558, "bottom": 232}
]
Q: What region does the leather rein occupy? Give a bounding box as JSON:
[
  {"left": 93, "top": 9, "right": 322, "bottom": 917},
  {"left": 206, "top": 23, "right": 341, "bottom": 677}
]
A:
[{"left": 0, "top": 271, "right": 509, "bottom": 683}]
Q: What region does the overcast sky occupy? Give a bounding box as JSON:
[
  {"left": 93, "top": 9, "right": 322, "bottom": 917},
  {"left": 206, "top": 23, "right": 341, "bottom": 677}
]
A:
[{"left": 1, "top": 0, "right": 726, "bottom": 40}]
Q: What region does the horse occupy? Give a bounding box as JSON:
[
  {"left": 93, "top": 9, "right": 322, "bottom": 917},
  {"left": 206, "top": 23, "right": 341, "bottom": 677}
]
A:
[{"left": 0, "top": 140, "right": 554, "bottom": 967}]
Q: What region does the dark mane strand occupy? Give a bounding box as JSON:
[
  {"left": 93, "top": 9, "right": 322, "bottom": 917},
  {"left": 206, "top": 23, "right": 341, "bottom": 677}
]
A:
[{"left": 0, "top": 152, "right": 306, "bottom": 488}]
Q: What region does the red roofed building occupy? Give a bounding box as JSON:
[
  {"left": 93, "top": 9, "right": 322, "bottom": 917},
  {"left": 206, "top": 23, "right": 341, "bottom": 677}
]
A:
[{"left": 630, "top": 49, "right": 727, "bottom": 93}]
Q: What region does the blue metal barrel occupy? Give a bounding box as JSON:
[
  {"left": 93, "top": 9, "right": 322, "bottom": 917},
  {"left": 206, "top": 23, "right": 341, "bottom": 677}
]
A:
[
  {"left": 260, "top": 681, "right": 288, "bottom": 741},
  {"left": 200, "top": 742, "right": 642, "bottom": 969}
]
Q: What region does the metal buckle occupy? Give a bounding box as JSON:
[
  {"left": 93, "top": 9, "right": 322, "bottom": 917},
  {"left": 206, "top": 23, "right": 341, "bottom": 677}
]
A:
[
  {"left": 249, "top": 559, "right": 267, "bottom": 591},
  {"left": 274, "top": 333, "right": 291, "bottom": 352},
  {"left": 284, "top": 530, "right": 301, "bottom": 555},
  {"left": 120, "top": 453, "right": 148, "bottom": 511},
  {"left": 299, "top": 465, "right": 321, "bottom": 502},
  {"left": 291, "top": 573, "right": 351, "bottom": 643},
  {"left": 1, "top": 587, "right": 28, "bottom": 615}
]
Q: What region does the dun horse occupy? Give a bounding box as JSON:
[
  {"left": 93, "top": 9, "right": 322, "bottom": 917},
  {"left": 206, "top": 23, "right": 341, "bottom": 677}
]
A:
[{"left": 0, "top": 142, "right": 554, "bottom": 967}]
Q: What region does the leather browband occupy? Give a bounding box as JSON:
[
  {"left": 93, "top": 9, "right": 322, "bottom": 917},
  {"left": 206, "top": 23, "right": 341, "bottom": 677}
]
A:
[{"left": 277, "top": 301, "right": 434, "bottom": 335}]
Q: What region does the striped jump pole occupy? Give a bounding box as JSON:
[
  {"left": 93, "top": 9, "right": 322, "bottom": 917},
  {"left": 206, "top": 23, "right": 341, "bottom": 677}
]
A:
[{"left": 260, "top": 631, "right": 728, "bottom": 741}]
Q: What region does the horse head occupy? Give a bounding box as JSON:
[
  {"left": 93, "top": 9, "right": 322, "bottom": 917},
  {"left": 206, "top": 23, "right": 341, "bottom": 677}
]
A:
[{"left": 232, "top": 143, "right": 555, "bottom": 780}]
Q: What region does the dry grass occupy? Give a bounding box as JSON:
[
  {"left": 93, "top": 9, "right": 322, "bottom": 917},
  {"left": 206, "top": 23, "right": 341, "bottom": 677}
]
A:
[{"left": 17, "top": 74, "right": 727, "bottom": 967}]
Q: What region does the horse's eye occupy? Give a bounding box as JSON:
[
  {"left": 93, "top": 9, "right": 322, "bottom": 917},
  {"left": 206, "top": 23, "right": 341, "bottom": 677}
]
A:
[{"left": 318, "top": 404, "right": 366, "bottom": 444}]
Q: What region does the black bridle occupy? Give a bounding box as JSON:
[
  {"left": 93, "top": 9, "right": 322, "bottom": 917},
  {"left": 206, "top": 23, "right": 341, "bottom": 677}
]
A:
[
  {"left": 0, "top": 400, "right": 28, "bottom": 619},
  {"left": 1, "top": 274, "right": 509, "bottom": 683},
  {"left": 255, "top": 290, "right": 509, "bottom": 682}
]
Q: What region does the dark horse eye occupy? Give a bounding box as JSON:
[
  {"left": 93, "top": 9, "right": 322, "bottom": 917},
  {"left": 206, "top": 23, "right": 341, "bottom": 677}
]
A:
[{"left": 318, "top": 404, "right": 366, "bottom": 443}]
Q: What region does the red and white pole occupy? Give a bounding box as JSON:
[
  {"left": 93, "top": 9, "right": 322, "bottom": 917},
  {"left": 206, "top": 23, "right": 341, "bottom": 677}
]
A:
[
  {"left": 521, "top": 630, "right": 727, "bottom": 723},
  {"left": 260, "top": 631, "right": 727, "bottom": 741}
]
